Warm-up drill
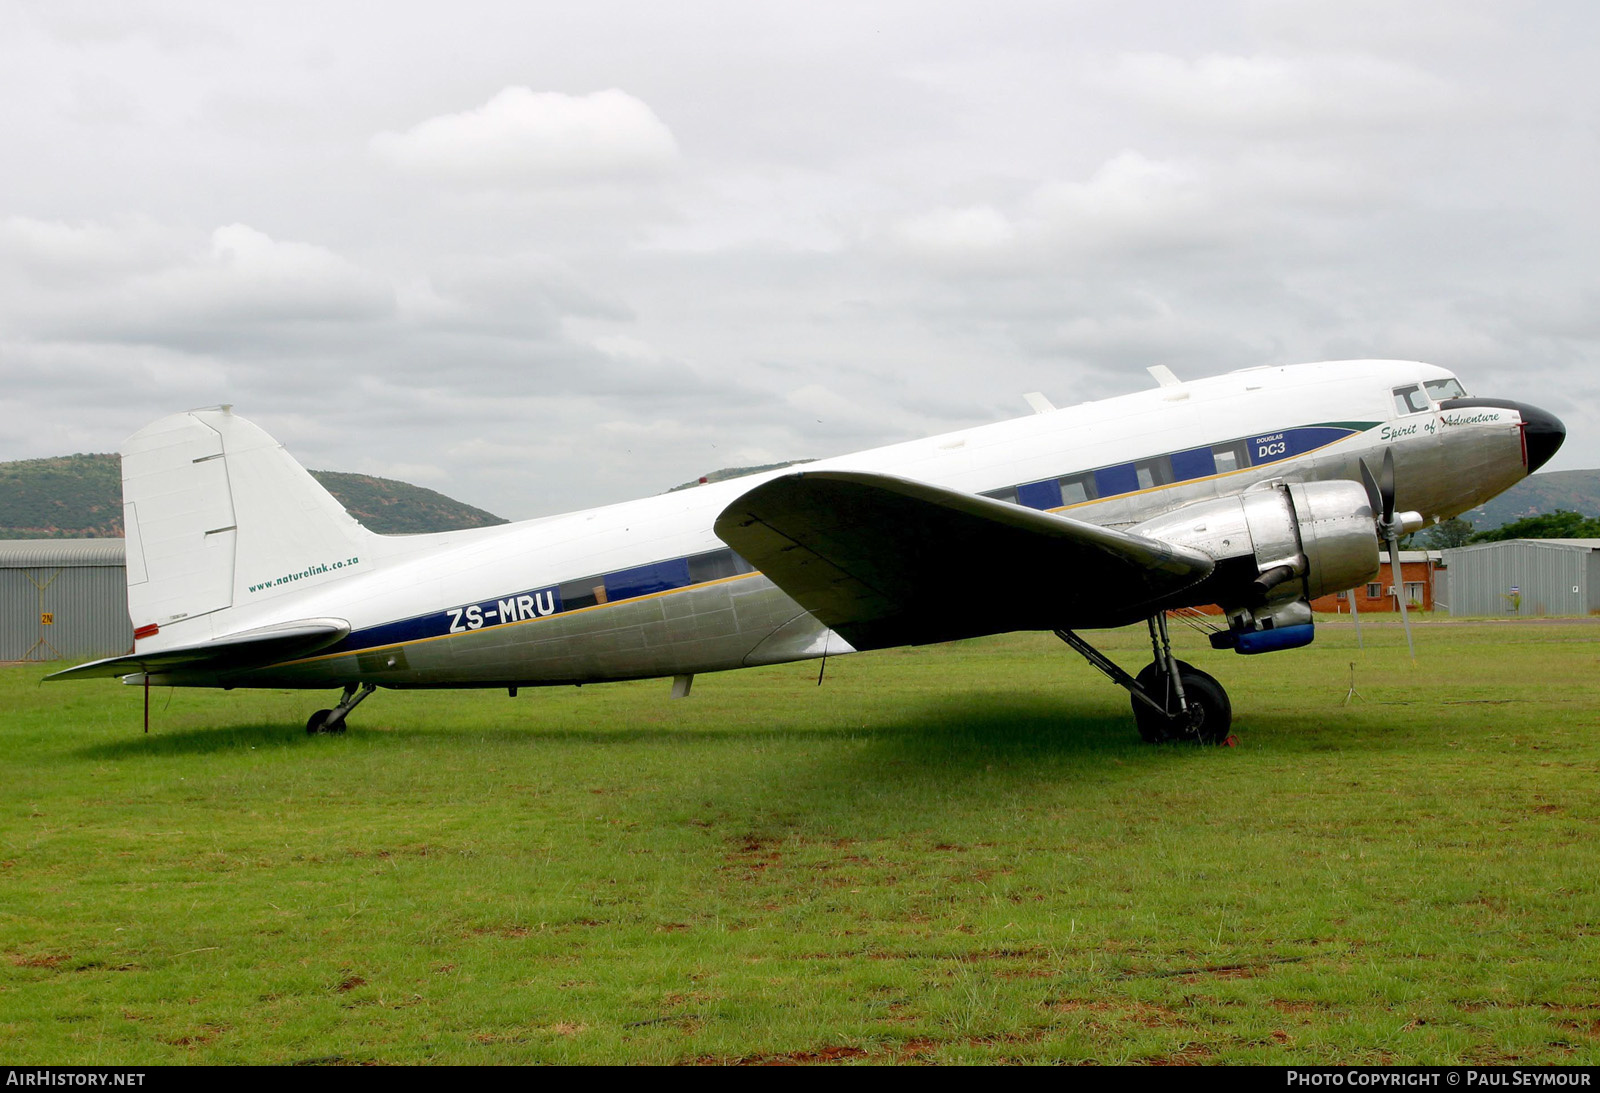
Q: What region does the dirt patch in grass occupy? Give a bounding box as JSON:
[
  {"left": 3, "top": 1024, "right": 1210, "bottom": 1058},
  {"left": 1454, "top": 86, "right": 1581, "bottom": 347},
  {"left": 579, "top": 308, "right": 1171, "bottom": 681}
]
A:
[
  {"left": 1555, "top": 1018, "right": 1600, "bottom": 1038},
  {"left": 1147, "top": 1042, "right": 1217, "bottom": 1065},
  {"left": 8, "top": 952, "right": 69, "bottom": 969},
  {"left": 159, "top": 1023, "right": 228, "bottom": 1047},
  {"left": 1122, "top": 956, "right": 1306, "bottom": 980},
  {"left": 1270, "top": 999, "right": 1331, "bottom": 1016},
  {"left": 1050, "top": 998, "right": 1192, "bottom": 1029},
  {"left": 697, "top": 1045, "right": 870, "bottom": 1065}
]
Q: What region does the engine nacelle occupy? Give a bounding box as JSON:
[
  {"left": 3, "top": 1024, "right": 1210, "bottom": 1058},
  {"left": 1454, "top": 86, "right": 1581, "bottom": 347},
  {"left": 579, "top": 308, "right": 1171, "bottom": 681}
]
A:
[{"left": 1130, "top": 480, "right": 1380, "bottom": 647}]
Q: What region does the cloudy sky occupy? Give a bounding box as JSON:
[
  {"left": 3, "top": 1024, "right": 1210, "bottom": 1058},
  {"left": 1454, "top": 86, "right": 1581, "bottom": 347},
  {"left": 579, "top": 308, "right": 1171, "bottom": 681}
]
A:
[{"left": 3, "top": 1, "right": 1597, "bottom": 519}]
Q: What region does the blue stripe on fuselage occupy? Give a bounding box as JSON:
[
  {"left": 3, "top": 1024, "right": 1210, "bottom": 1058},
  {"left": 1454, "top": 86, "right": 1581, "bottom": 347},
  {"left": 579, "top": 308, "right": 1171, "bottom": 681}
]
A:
[{"left": 319, "top": 420, "right": 1372, "bottom": 660}]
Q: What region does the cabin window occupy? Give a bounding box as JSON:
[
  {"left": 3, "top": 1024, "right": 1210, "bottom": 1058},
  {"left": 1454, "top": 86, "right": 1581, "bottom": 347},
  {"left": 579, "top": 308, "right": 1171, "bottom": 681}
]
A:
[
  {"left": 688, "top": 548, "right": 746, "bottom": 584},
  {"left": 1211, "top": 440, "right": 1249, "bottom": 474},
  {"left": 980, "top": 485, "right": 1018, "bottom": 505},
  {"left": 1392, "top": 385, "right": 1430, "bottom": 415},
  {"left": 1058, "top": 473, "right": 1098, "bottom": 505},
  {"left": 1094, "top": 464, "right": 1140, "bottom": 498},
  {"left": 1016, "top": 479, "right": 1064, "bottom": 510},
  {"left": 558, "top": 579, "right": 600, "bottom": 611},
  {"left": 1425, "top": 377, "right": 1467, "bottom": 401},
  {"left": 604, "top": 558, "right": 692, "bottom": 601},
  {"left": 1134, "top": 456, "right": 1173, "bottom": 490},
  {"left": 1170, "top": 446, "right": 1216, "bottom": 481}
]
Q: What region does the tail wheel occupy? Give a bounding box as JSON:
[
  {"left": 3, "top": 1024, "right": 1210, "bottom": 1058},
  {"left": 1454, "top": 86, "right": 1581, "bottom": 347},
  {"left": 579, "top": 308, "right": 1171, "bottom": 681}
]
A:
[
  {"left": 306, "top": 709, "right": 333, "bottom": 735},
  {"left": 1131, "top": 661, "right": 1233, "bottom": 745}
]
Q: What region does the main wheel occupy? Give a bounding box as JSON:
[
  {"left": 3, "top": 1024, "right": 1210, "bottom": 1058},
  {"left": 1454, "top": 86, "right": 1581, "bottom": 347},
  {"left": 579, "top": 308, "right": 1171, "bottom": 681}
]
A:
[
  {"left": 1130, "top": 661, "right": 1233, "bottom": 745},
  {"left": 306, "top": 709, "right": 333, "bottom": 735},
  {"left": 1171, "top": 666, "right": 1232, "bottom": 745},
  {"left": 1132, "top": 661, "right": 1179, "bottom": 743}
]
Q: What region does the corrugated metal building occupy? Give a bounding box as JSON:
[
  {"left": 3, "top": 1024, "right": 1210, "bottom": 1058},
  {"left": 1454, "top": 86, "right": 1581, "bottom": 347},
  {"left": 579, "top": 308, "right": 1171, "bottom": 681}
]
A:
[
  {"left": 0, "top": 539, "right": 132, "bottom": 661},
  {"left": 1440, "top": 539, "right": 1600, "bottom": 617}
]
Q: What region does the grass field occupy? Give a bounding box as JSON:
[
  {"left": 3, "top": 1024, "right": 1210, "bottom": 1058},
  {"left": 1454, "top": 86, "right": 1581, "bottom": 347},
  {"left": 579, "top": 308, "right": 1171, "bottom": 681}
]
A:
[{"left": 3, "top": 617, "right": 1599, "bottom": 1065}]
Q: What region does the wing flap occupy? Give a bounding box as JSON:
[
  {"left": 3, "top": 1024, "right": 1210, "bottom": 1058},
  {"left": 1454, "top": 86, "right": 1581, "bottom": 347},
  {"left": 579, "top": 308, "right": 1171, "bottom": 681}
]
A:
[
  {"left": 714, "top": 470, "right": 1214, "bottom": 649},
  {"left": 45, "top": 618, "right": 350, "bottom": 681}
]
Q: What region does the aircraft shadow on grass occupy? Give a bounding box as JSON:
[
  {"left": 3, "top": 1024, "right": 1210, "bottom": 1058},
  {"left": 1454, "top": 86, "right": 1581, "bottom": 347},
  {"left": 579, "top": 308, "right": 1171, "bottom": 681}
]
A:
[{"left": 71, "top": 692, "right": 1371, "bottom": 770}]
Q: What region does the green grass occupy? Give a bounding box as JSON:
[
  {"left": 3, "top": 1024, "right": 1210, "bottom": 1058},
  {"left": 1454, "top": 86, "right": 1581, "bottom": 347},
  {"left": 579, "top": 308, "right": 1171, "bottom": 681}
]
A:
[{"left": 3, "top": 617, "right": 1599, "bottom": 1064}]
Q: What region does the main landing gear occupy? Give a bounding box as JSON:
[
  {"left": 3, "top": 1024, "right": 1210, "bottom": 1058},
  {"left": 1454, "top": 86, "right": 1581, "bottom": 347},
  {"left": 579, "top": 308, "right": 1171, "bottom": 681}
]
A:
[
  {"left": 1055, "top": 616, "right": 1233, "bottom": 745},
  {"left": 306, "top": 682, "right": 377, "bottom": 735}
]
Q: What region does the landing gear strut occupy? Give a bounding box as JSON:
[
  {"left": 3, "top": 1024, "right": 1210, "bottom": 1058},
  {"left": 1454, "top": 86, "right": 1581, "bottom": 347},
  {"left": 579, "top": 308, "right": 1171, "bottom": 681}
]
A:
[
  {"left": 1055, "top": 616, "right": 1233, "bottom": 745},
  {"left": 306, "top": 682, "right": 376, "bottom": 735}
]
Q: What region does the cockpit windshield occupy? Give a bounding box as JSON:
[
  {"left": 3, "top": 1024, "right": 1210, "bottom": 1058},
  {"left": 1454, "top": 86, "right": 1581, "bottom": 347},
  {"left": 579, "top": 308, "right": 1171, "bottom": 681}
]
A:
[
  {"left": 1393, "top": 377, "right": 1469, "bottom": 415},
  {"left": 1392, "top": 385, "right": 1430, "bottom": 415}
]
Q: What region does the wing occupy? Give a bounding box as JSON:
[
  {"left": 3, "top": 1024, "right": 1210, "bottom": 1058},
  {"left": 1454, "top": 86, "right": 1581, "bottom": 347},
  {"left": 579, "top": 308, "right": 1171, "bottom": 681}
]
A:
[
  {"left": 45, "top": 618, "right": 350, "bottom": 681},
  {"left": 714, "top": 470, "right": 1214, "bottom": 649}
]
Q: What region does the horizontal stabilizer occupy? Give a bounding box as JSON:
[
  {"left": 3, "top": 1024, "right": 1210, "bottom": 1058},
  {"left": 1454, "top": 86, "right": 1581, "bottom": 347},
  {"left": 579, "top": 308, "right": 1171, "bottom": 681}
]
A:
[
  {"left": 714, "top": 470, "right": 1214, "bottom": 649},
  {"left": 45, "top": 618, "right": 350, "bottom": 681}
]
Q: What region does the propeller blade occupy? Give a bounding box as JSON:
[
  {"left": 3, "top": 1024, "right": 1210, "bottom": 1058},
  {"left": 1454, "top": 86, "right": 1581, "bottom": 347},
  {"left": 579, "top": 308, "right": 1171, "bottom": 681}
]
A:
[
  {"left": 1388, "top": 532, "right": 1415, "bottom": 661},
  {"left": 1380, "top": 448, "right": 1397, "bottom": 524},
  {"left": 1358, "top": 457, "right": 1383, "bottom": 520},
  {"left": 1363, "top": 448, "right": 1415, "bottom": 660}
]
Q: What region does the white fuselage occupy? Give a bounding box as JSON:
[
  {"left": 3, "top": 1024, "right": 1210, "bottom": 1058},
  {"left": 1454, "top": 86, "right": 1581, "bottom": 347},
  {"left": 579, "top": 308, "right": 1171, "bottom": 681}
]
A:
[{"left": 151, "top": 360, "right": 1534, "bottom": 689}]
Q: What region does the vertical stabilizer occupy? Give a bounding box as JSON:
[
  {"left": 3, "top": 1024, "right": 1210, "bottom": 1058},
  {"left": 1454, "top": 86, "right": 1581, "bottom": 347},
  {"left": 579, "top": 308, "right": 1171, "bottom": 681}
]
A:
[{"left": 122, "top": 409, "right": 376, "bottom": 647}]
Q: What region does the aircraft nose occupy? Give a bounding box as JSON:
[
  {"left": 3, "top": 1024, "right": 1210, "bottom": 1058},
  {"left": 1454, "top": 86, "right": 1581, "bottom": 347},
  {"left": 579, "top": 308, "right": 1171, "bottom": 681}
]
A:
[
  {"left": 1521, "top": 403, "right": 1566, "bottom": 472},
  {"left": 1440, "top": 397, "right": 1565, "bottom": 473}
]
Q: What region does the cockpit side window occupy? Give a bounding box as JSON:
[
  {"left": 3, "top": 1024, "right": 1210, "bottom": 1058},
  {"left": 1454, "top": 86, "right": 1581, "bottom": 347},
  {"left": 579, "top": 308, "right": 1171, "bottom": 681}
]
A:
[
  {"left": 1392, "top": 385, "right": 1430, "bottom": 415},
  {"left": 1425, "top": 377, "right": 1467, "bottom": 401}
]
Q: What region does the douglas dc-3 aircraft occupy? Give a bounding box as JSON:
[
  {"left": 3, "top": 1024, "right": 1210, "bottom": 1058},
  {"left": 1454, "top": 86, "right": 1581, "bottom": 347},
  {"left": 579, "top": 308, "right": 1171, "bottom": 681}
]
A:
[{"left": 50, "top": 360, "right": 1564, "bottom": 744}]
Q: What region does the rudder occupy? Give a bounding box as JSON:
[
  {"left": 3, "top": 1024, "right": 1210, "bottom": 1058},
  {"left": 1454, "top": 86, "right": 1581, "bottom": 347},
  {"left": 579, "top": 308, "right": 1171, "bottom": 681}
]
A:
[{"left": 122, "top": 408, "right": 376, "bottom": 647}]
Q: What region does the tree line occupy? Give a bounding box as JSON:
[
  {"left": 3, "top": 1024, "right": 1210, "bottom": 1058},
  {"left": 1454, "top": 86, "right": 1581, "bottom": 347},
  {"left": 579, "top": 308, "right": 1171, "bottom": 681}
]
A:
[{"left": 1410, "top": 510, "right": 1600, "bottom": 550}]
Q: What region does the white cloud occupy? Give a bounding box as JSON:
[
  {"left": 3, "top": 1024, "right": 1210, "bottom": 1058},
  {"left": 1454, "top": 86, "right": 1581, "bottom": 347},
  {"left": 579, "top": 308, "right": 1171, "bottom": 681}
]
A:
[
  {"left": 883, "top": 151, "right": 1219, "bottom": 267},
  {"left": 0, "top": 216, "right": 174, "bottom": 283},
  {"left": 1094, "top": 52, "right": 1459, "bottom": 132},
  {"left": 592, "top": 333, "right": 663, "bottom": 364},
  {"left": 1027, "top": 151, "right": 1215, "bottom": 251},
  {"left": 164, "top": 224, "right": 394, "bottom": 324},
  {"left": 3, "top": 220, "right": 395, "bottom": 337},
  {"left": 1241, "top": 0, "right": 1507, "bottom": 55},
  {"left": 371, "top": 87, "right": 679, "bottom": 185},
  {"left": 893, "top": 204, "right": 1015, "bottom": 256}
]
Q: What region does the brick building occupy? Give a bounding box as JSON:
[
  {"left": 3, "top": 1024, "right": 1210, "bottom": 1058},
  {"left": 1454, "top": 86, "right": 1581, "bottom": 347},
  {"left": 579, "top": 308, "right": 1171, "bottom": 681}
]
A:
[{"left": 1313, "top": 550, "right": 1444, "bottom": 614}]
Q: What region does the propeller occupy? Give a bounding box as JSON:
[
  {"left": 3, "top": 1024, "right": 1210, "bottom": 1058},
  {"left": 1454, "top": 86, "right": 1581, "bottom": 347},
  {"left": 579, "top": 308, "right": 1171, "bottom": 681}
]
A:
[{"left": 1359, "top": 449, "right": 1424, "bottom": 660}]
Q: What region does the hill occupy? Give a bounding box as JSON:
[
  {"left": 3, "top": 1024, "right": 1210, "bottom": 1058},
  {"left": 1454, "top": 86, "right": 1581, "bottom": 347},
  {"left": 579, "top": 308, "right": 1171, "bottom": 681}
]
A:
[
  {"left": 0, "top": 454, "right": 124, "bottom": 539},
  {"left": 667, "top": 459, "right": 815, "bottom": 493},
  {"left": 0, "top": 453, "right": 507, "bottom": 537},
  {"left": 1457, "top": 469, "right": 1600, "bottom": 530},
  {"left": 304, "top": 470, "right": 507, "bottom": 535}
]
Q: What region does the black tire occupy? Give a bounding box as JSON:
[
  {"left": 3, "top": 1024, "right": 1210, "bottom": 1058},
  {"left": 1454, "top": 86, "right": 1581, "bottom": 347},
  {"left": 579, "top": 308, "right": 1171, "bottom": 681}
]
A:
[
  {"left": 1132, "top": 661, "right": 1179, "bottom": 743},
  {"left": 306, "top": 709, "right": 332, "bottom": 735},
  {"left": 1130, "top": 661, "right": 1233, "bottom": 745},
  {"left": 1172, "top": 667, "right": 1232, "bottom": 745}
]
